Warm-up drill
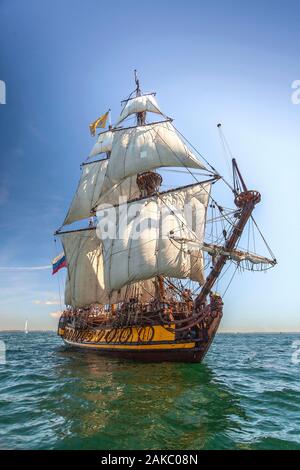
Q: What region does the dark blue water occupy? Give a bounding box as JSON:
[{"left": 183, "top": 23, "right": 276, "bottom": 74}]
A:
[{"left": 0, "top": 332, "right": 299, "bottom": 450}]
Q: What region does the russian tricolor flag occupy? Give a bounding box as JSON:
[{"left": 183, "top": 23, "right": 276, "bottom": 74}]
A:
[{"left": 52, "top": 252, "right": 67, "bottom": 275}]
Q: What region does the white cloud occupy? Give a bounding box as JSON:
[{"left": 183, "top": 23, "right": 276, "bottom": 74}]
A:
[
  {"left": 0, "top": 265, "right": 51, "bottom": 271},
  {"left": 33, "top": 299, "right": 60, "bottom": 305},
  {"left": 49, "top": 311, "right": 62, "bottom": 319}
]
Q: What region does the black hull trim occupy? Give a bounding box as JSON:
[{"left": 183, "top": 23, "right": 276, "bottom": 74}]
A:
[{"left": 63, "top": 342, "right": 206, "bottom": 363}]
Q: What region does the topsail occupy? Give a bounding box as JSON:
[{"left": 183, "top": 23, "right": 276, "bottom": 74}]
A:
[
  {"left": 115, "top": 94, "right": 163, "bottom": 126},
  {"left": 107, "top": 121, "right": 207, "bottom": 185}
]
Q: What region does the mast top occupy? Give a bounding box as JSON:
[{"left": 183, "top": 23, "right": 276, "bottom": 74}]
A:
[{"left": 134, "top": 69, "right": 141, "bottom": 96}]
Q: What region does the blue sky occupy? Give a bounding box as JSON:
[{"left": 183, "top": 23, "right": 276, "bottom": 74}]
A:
[{"left": 0, "top": 0, "right": 299, "bottom": 331}]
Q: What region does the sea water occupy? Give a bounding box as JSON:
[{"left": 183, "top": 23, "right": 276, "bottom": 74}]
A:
[{"left": 0, "top": 332, "right": 299, "bottom": 450}]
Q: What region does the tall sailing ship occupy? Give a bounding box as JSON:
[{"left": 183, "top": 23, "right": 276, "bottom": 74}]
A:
[{"left": 55, "top": 72, "right": 276, "bottom": 362}]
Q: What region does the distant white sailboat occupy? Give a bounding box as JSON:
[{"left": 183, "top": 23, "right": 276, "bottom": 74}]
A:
[{"left": 24, "top": 320, "right": 28, "bottom": 334}]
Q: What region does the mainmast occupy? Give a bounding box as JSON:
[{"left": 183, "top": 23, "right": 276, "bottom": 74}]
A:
[
  {"left": 195, "top": 159, "right": 261, "bottom": 307},
  {"left": 134, "top": 70, "right": 164, "bottom": 297},
  {"left": 134, "top": 70, "right": 163, "bottom": 197}
]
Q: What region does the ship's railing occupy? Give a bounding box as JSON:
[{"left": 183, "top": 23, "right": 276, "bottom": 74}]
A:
[
  {"left": 60, "top": 298, "right": 220, "bottom": 332},
  {"left": 60, "top": 297, "right": 224, "bottom": 345}
]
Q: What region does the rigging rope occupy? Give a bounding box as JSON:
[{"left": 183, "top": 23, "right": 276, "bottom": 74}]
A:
[
  {"left": 146, "top": 119, "right": 236, "bottom": 229},
  {"left": 222, "top": 264, "right": 239, "bottom": 297},
  {"left": 173, "top": 124, "right": 235, "bottom": 193},
  {"left": 217, "top": 124, "right": 235, "bottom": 181},
  {"left": 251, "top": 215, "right": 276, "bottom": 262}
]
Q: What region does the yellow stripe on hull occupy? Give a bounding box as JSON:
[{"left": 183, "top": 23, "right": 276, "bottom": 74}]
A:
[
  {"left": 58, "top": 311, "right": 223, "bottom": 362},
  {"left": 61, "top": 324, "right": 176, "bottom": 344},
  {"left": 63, "top": 338, "right": 196, "bottom": 351}
]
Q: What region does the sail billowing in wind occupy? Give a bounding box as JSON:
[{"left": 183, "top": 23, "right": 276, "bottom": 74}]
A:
[
  {"left": 115, "top": 94, "right": 163, "bottom": 126},
  {"left": 62, "top": 230, "right": 106, "bottom": 307},
  {"left": 64, "top": 119, "right": 207, "bottom": 226},
  {"left": 98, "top": 182, "right": 211, "bottom": 293},
  {"left": 61, "top": 230, "right": 156, "bottom": 308},
  {"left": 88, "top": 130, "right": 113, "bottom": 159},
  {"left": 107, "top": 121, "right": 207, "bottom": 185},
  {"left": 64, "top": 160, "right": 108, "bottom": 226},
  {"left": 63, "top": 160, "right": 140, "bottom": 226}
]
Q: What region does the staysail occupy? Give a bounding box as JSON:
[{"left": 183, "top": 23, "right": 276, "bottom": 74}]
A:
[{"left": 97, "top": 182, "right": 211, "bottom": 293}]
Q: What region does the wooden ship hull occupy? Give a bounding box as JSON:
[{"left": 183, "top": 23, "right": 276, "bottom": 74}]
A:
[{"left": 58, "top": 300, "right": 223, "bottom": 363}]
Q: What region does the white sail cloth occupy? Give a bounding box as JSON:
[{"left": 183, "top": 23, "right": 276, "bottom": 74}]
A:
[
  {"left": 61, "top": 230, "right": 155, "bottom": 308},
  {"left": 107, "top": 121, "right": 206, "bottom": 185},
  {"left": 115, "top": 94, "right": 162, "bottom": 126},
  {"left": 63, "top": 159, "right": 139, "bottom": 226},
  {"left": 61, "top": 230, "right": 106, "bottom": 307},
  {"left": 97, "top": 182, "right": 211, "bottom": 293},
  {"left": 89, "top": 130, "right": 113, "bottom": 159}
]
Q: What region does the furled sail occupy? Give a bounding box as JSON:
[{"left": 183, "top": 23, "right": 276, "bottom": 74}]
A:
[
  {"left": 107, "top": 121, "right": 207, "bottom": 185},
  {"left": 97, "top": 182, "right": 211, "bottom": 293},
  {"left": 202, "top": 243, "right": 276, "bottom": 267},
  {"left": 170, "top": 240, "right": 276, "bottom": 268},
  {"left": 115, "top": 94, "right": 163, "bottom": 126},
  {"left": 61, "top": 229, "right": 155, "bottom": 308},
  {"left": 88, "top": 130, "right": 113, "bottom": 159},
  {"left": 63, "top": 159, "right": 140, "bottom": 226}
]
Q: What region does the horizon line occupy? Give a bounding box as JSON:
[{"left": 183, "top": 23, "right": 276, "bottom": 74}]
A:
[{"left": 0, "top": 329, "right": 299, "bottom": 334}]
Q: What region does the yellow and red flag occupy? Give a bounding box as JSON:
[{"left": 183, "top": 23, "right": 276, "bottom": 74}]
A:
[{"left": 89, "top": 110, "right": 110, "bottom": 136}]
